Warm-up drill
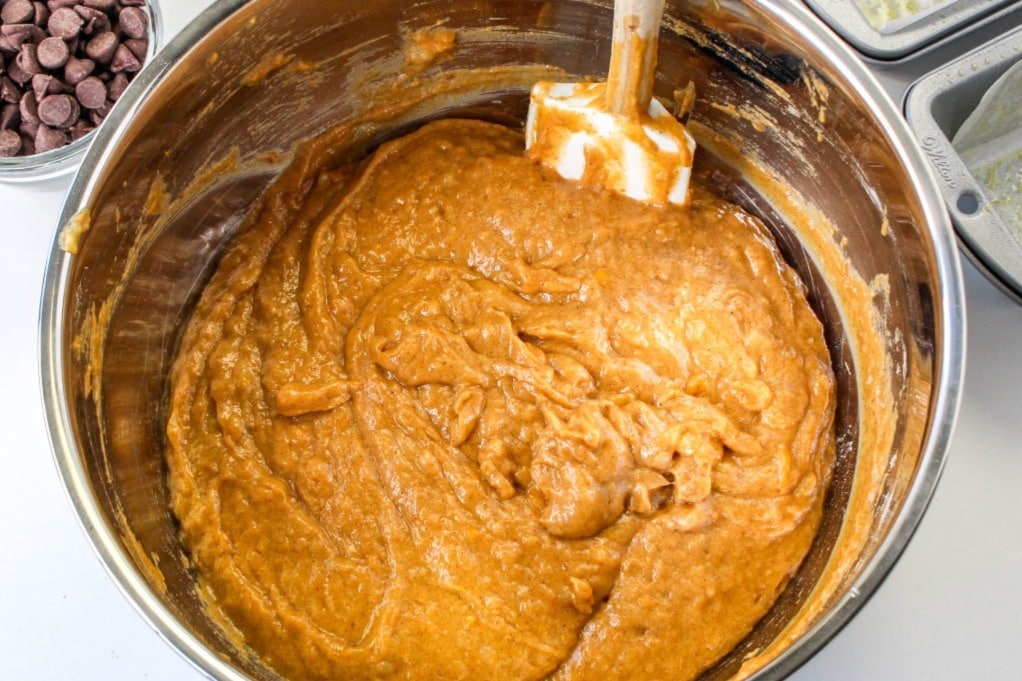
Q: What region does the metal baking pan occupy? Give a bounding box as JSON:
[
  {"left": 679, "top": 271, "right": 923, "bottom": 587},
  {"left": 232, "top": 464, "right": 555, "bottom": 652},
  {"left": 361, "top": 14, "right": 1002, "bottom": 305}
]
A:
[
  {"left": 804, "top": 0, "right": 1021, "bottom": 60},
  {"left": 904, "top": 24, "right": 1022, "bottom": 303}
]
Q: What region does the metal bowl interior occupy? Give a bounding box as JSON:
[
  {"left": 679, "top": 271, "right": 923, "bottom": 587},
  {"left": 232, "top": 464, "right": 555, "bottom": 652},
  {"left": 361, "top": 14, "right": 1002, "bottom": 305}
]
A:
[{"left": 40, "top": 0, "right": 964, "bottom": 679}]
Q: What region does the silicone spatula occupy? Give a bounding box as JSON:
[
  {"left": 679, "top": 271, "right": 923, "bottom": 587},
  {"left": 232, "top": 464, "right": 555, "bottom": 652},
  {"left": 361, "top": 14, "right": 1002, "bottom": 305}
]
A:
[{"left": 525, "top": 0, "right": 696, "bottom": 207}]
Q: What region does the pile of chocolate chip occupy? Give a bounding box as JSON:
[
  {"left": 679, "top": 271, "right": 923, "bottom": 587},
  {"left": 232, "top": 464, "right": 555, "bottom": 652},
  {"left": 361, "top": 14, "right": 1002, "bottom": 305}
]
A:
[{"left": 0, "top": 0, "right": 151, "bottom": 158}]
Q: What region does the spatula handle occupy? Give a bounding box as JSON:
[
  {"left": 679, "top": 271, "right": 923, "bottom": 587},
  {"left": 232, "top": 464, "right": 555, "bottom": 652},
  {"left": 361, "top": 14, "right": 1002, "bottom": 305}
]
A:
[{"left": 606, "top": 0, "right": 666, "bottom": 116}]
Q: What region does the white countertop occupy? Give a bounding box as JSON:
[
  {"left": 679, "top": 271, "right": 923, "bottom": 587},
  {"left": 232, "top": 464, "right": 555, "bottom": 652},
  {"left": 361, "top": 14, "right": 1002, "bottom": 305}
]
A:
[{"left": 2, "top": 2, "right": 1020, "bottom": 679}]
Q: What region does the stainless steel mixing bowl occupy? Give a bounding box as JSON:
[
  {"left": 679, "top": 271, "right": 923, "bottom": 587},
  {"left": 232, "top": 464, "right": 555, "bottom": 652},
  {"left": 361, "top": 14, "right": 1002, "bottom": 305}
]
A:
[{"left": 39, "top": 0, "right": 965, "bottom": 679}]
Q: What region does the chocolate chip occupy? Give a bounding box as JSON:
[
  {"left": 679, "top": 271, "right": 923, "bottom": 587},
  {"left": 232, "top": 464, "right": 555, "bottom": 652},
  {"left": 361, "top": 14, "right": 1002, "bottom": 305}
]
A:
[
  {"left": 46, "top": 0, "right": 80, "bottom": 10},
  {"left": 123, "top": 37, "right": 145, "bottom": 60},
  {"left": 19, "top": 133, "right": 35, "bottom": 155},
  {"left": 83, "top": 0, "right": 117, "bottom": 9},
  {"left": 74, "top": 4, "right": 109, "bottom": 36},
  {"left": 4, "top": 53, "right": 31, "bottom": 83},
  {"left": 69, "top": 118, "right": 92, "bottom": 140},
  {"left": 5, "top": 54, "right": 30, "bottom": 83},
  {"left": 105, "top": 69, "right": 126, "bottom": 100},
  {"left": 18, "top": 90, "right": 38, "bottom": 122},
  {"left": 63, "top": 55, "right": 94, "bottom": 84},
  {"left": 109, "top": 42, "right": 138, "bottom": 73},
  {"left": 31, "top": 72, "right": 64, "bottom": 100},
  {"left": 0, "top": 128, "right": 22, "bottom": 156},
  {"left": 1, "top": 1, "right": 36, "bottom": 26},
  {"left": 1, "top": 76, "right": 21, "bottom": 104},
  {"left": 117, "top": 6, "right": 146, "bottom": 39},
  {"left": 37, "top": 92, "right": 77, "bottom": 127},
  {"left": 0, "top": 35, "right": 15, "bottom": 57},
  {"left": 16, "top": 43, "right": 42, "bottom": 76},
  {"left": 74, "top": 74, "right": 104, "bottom": 108},
  {"left": 86, "top": 100, "right": 108, "bottom": 125},
  {"left": 84, "top": 30, "right": 116, "bottom": 64},
  {"left": 32, "top": 3, "right": 50, "bottom": 28},
  {"left": 19, "top": 115, "right": 39, "bottom": 137},
  {"left": 47, "top": 7, "right": 83, "bottom": 39},
  {"left": 0, "top": 102, "right": 20, "bottom": 129},
  {"left": 34, "top": 122, "right": 66, "bottom": 152},
  {"left": 36, "top": 35, "right": 68, "bottom": 69},
  {"left": 2, "top": 23, "right": 41, "bottom": 51}
]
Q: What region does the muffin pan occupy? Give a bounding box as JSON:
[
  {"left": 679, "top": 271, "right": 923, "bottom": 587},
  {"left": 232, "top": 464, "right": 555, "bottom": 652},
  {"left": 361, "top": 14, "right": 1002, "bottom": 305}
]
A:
[
  {"left": 802, "top": 0, "right": 1022, "bottom": 302},
  {"left": 905, "top": 25, "right": 1022, "bottom": 302},
  {"left": 804, "top": 0, "right": 1021, "bottom": 59}
]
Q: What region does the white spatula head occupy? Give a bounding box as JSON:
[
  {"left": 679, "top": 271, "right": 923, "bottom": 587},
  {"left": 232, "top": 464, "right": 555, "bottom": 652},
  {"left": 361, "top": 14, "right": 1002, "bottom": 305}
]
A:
[
  {"left": 524, "top": 0, "right": 696, "bottom": 207},
  {"left": 525, "top": 81, "right": 695, "bottom": 206}
]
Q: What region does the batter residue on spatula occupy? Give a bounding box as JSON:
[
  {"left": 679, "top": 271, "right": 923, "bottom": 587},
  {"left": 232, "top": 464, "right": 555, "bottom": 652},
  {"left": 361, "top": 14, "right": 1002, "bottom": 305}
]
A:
[{"left": 526, "top": 0, "right": 697, "bottom": 206}]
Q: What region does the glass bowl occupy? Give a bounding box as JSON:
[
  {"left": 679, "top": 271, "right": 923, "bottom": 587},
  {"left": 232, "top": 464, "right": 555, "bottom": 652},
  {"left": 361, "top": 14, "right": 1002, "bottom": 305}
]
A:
[{"left": 0, "top": 0, "right": 163, "bottom": 184}]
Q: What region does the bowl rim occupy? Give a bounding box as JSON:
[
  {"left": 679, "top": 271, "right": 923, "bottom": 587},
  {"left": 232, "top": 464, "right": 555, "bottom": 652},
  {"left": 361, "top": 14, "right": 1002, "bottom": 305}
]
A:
[{"left": 37, "top": 0, "right": 966, "bottom": 679}]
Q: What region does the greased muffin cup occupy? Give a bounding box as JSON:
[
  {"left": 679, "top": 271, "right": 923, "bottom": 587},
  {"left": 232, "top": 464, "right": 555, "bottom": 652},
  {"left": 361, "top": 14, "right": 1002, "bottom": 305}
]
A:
[{"left": 0, "top": 0, "right": 162, "bottom": 184}]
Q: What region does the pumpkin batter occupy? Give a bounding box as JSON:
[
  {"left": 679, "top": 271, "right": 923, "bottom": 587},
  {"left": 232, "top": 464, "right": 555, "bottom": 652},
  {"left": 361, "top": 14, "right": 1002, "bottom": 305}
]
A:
[{"left": 165, "top": 118, "right": 836, "bottom": 680}]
